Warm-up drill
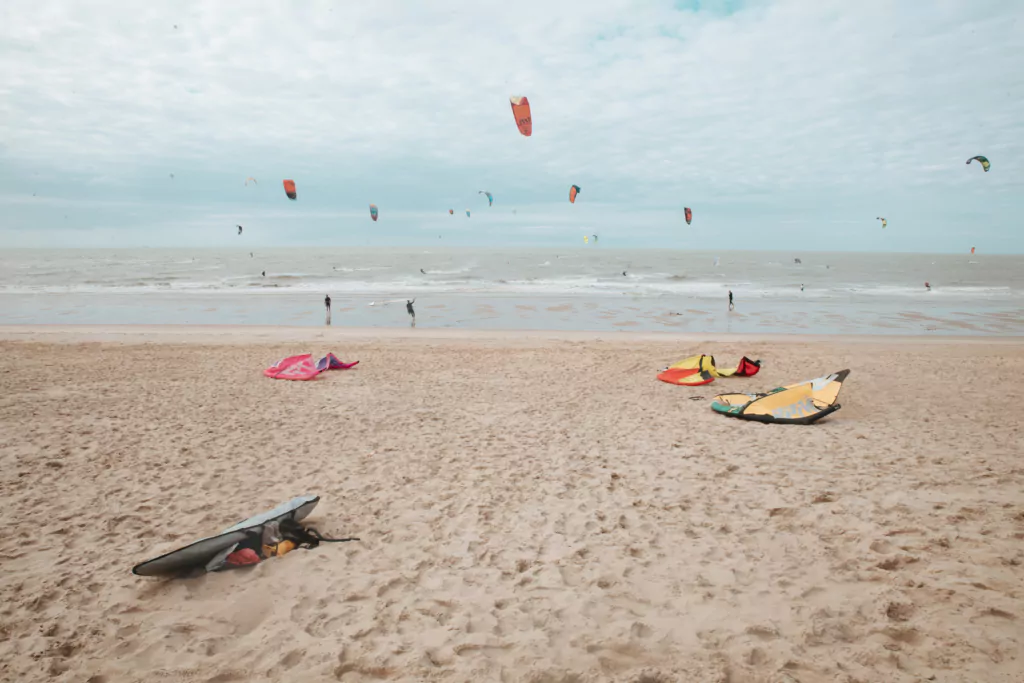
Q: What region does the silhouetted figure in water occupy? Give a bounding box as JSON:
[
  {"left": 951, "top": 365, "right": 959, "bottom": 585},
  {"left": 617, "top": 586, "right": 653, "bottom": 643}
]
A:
[
  {"left": 800, "top": 284, "right": 805, "bottom": 292},
  {"left": 925, "top": 281, "right": 931, "bottom": 291},
  {"left": 420, "top": 268, "right": 426, "bottom": 274},
  {"left": 262, "top": 271, "right": 265, "bottom": 277},
  {"left": 325, "top": 294, "right": 331, "bottom": 325},
  {"left": 406, "top": 299, "right": 416, "bottom": 327},
  {"left": 728, "top": 290, "right": 734, "bottom": 311}
]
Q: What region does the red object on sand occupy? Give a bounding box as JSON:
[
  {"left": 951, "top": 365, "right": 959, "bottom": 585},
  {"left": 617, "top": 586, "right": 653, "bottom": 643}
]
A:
[
  {"left": 264, "top": 354, "right": 321, "bottom": 381},
  {"left": 224, "top": 548, "right": 260, "bottom": 567}
]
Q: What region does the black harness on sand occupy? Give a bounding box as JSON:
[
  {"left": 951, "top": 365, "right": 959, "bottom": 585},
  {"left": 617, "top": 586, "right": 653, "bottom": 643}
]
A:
[{"left": 279, "top": 518, "right": 359, "bottom": 549}]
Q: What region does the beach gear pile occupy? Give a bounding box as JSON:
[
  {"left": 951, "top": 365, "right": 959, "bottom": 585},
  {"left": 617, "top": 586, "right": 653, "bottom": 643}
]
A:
[
  {"left": 132, "top": 495, "right": 358, "bottom": 576},
  {"left": 264, "top": 353, "right": 359, "bottom": 381},
  {"left": 710, "top": 369, "right": 850, "bottom": 425},
  {"left": 657, "top": 354, "right": 761, "bottom": 386},
  {"left": 659, "top": 353, "right": 850, "bottom": 424}
]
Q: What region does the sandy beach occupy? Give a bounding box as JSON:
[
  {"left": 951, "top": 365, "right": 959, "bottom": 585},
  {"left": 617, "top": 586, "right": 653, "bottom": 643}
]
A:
[{"left": 1, "top": 326, "right": 1022, "bottom": 682}]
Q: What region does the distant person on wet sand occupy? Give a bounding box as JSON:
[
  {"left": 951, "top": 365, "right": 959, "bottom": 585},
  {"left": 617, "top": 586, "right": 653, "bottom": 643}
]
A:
[
  {"left": 324, "top": 294, "right": 331, "bottom": 325},
  {"left": 728, "top": 290, "right": 734, "bottom": 311}
]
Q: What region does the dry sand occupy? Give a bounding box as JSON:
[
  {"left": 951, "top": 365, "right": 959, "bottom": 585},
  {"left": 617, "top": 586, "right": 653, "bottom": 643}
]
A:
[{"left": 1, "top": 327, "right": 1022, "bottom": 682}]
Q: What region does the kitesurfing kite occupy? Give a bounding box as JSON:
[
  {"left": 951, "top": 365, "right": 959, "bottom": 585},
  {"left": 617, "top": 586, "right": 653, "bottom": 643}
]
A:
[
  {"left": 479, "top": 191, "right": 493, "bottom": 206},
  {"left": 971, "top": 246, "right": 976, "bottom": 254},
  {"left": 710, "top": 369, "right": 850, "bottom": 425},
  {"left": 583, "top": 235, "right": 589, "bottom": 244},
  {"left": 657, "top": 354, "right": 761, "bottom": 386},
  {"left": 592, "top": 234, "right": 598, "bottom": 243},
  {"left": 877, "top": 217, "right": 887, "bottom": 229},
  {"left": 449, "top": 209, "right": 454, "bottom": 215},
  {"left": 466, "top": 209, "right": 471, "bottom": 217},
  {"left": 569, "top": 185, "right": 581, "bottom": 204},
  {"left": 264, "top": 354, "right": 321, "bottom": 381},
  {"left": 510, "top": 96, "right": 532, "bottom": 136},
  {"left": 237, "top": 225, "right": 243, "bottom": 235},
  {"left": 684, "top": 207, "right": 692, "bottom": 225},
  {"left": 369, "top": 204, "right": 378, "bottom": 222},
  {"left": 967, "top": 155, "right": 990, "bottom": 172},
  {"left": 245, "top": 177, "right": 257, "bottom": 186},
  {"left": 283, "top": 179, "right": 297, "bottom": 200}
]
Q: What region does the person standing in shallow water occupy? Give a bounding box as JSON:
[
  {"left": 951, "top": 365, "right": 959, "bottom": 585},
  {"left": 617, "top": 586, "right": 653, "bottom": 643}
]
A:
[
  {"left": 728, "top": 290, "right": 734, "bottom": 311},
  {"left": 324, "top": 294, "right": 331, "bottom": 326},
  {"left": 406, "top": 299, "right": 416, "bottom": 327}
]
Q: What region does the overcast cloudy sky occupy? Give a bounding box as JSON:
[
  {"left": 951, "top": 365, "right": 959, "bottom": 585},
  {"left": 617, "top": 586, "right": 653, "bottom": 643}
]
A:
[{"left": 1, "top": 0, "right": 1021, "bottom": 251}]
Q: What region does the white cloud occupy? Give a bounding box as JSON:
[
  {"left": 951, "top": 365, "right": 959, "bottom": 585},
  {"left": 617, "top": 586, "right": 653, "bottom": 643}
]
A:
[{"left": 1, "top": 0, "right": 1022, "bottom": 250}]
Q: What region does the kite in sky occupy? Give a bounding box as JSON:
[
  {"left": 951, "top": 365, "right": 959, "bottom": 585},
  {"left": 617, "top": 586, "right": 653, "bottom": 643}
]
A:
[
  {"left": 966, "top": 155, "right": 990, "bottom": 172},
  {"left": 510, "top": 96, "right": 532, "bottom": 136}
]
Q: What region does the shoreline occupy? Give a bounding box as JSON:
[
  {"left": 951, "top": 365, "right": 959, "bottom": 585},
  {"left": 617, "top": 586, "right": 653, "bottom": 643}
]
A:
[{"left": 3, "top": 323, "right": 1024, "bottom": 346}]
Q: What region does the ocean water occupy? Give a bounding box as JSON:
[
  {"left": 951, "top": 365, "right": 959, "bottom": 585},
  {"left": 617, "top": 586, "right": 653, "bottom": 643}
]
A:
[{"left": 1, "top": 248, "right": 1022, "bottom": 335}]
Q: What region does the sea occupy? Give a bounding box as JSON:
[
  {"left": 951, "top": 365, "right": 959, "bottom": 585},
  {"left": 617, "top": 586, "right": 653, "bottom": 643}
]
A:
[{"left": 1, "top": 248, "right": 1022, "bottom": 335}]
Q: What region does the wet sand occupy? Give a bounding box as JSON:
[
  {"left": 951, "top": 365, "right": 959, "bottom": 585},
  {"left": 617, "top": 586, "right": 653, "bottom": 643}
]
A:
[
  {"left": 3, "top": 291, "right": 1023, "bottom": 336},
  {"left": 1, "top": 326, "right": 1022, "bottom": 682}
]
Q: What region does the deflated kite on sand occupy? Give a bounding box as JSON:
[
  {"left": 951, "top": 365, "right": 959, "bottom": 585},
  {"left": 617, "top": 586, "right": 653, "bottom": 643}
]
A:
[
  {"left": 264, "top": 353, "right": 359, "bottom": 380},
  {"left": 711, "top": 369, "right": 850, "bottom": 425},
  {"left": 131, "top": 495, "right": 358, "bottom": 576},
  {"left": 657, "top": 354, "right": 761, "bottom": 386},
  {"left": 264, "top": 354, "right": 321, "bottom": 380}
]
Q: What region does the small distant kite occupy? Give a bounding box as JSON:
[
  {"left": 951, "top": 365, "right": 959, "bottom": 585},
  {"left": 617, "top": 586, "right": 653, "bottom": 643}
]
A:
[
  {"left": 510, "top": 96, "right": 532, "bottom": 136},
  {"left": 245, "top": 177, "right": 257, "bottom": 186},
  {"left": 592, "top": 234, "right": 598, "bottom": 243},
  {"left": 283, "top": 179, "right": 297, "bottom": 200},
  {"left": 966, "top": 155, "right": 990, "bottom": 172},
  {"left": 684, "top": 207, "right": 692, "bottom": 225},
  {"left": 479, "top": 191, "right": 493, "bottom": 206},
  {"left": 971, "top": 246, "right": 976, "bottom": 255},
  {"left": 369, "top": 204, "right": 378, "bottom": 222},
  {"left": 877, "top": 216, "right": 887, "bottom": 229},
  {"left": 169, "top": 173, "right": 174, "bottom": 179},
  {"left": 466, "top": 209, "right": 471, "bottom": 217},
  {"left": 583, "top": 235, "right": 589, "bottom": 244},
  {"left": 569, "top": 185, "right": 581, "bottom": 203},
  {"left": 449, "top": 208, "right": 454, "bottom": 215},
  {"left": 237, "top": 225, "right": 243, "bottom": 235}
]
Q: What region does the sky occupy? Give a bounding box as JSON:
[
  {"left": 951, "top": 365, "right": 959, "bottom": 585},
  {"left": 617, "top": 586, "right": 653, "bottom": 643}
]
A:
[{"left": 1, "top": 0, "right": 1022, "bottom": 252}]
